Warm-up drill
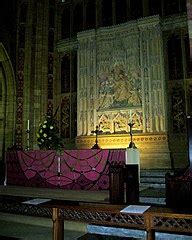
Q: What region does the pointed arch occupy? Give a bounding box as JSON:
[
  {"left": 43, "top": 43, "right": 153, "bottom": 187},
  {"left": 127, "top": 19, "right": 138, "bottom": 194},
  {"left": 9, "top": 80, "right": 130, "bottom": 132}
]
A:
[{"left": 0, "top": 42, "right": 16, "bottom": 161}]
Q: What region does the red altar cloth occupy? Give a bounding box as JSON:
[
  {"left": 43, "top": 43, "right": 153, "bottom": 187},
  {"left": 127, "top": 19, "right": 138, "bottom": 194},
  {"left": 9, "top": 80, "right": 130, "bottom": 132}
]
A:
[{"left": 6, "top": 149, "right": 125, "bottom": 190}]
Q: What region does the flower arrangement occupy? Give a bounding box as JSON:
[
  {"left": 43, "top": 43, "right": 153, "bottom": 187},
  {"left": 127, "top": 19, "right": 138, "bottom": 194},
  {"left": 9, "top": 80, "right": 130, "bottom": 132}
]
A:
[{"left": 37, "top": 113, "right": 63, "bottom": 152}]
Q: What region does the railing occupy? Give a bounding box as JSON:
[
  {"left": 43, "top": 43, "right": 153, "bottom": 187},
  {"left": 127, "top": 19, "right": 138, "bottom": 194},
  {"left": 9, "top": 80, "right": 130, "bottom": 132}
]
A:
[{"left": 0, "top": 196, "right": 192, "bottom": 240}]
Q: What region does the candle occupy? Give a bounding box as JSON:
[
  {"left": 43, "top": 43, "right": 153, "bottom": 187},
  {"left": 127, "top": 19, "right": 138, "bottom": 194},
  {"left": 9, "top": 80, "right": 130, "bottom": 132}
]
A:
[
  {"left": 125, "top": 147, "right": 140, "bottom": 183},
  {"left": 58, "top": 156, "right": 61, "bottom": 173},
  {"left": 27, "top": 119, "right": 30, "bottom": 130},
  {"left": 125, "top": 147, "right": 140, "bottom": 165}
]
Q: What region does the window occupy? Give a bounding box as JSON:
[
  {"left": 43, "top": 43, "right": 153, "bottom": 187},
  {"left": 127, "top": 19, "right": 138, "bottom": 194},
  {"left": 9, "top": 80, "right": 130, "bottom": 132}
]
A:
[
  {"left": 167, "top": 34, "right": 183, "bottom": 80},
  {"left": 49, "top": 7, "right": 55, "bottom": 28},
  {"left": 19, "top": 3, "right": 28, "bottom": 23},
  {"left": 85, "top": 1, "right": 96, "bottom": 30},
  {"left": 61, "top": 7, "right": 71, "bottom": 39},
  {"left": 149, "top": 0, "right": 162, "bottom": 16},
  {"left": 61, "top": 55, "right": 70, "bottom": 93},
  {"left": 163, "top": 0, "right": 180, "bottom": 16},
  {"left": 73, "top": 2, "right": 83, "bottom": 34},
  {"left": 115, "top": 0, "right": 127, "bottom": 24},
  {"left": 130, "top": 0, "right": 143, "bottom": 20},
  {"left": 101, "top": 0, "right": 113, "bottom": 27}
]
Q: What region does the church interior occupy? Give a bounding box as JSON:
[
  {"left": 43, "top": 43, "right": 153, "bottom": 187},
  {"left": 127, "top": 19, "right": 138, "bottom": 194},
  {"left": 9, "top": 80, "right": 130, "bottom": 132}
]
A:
[{"left": 0, "top": 0, "right": 192, "bottom": 239}]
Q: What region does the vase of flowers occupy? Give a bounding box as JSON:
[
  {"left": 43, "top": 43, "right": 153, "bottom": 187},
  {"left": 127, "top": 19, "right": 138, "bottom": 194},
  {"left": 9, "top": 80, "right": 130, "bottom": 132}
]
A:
[{"left": 37, "top": 113, "right": 63, "bottom": 152}]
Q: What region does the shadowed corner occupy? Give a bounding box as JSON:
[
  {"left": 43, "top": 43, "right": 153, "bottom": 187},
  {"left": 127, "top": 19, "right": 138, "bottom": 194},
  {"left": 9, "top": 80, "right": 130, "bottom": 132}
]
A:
[{"left": 0, "top": 236, "right": 21, "bottom": 240}]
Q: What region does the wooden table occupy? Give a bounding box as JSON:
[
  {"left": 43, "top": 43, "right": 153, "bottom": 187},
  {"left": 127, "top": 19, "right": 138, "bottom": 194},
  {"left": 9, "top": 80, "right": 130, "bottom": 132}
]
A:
[{"left": 0, "top": 196, "right": 192, "bottom": 240}]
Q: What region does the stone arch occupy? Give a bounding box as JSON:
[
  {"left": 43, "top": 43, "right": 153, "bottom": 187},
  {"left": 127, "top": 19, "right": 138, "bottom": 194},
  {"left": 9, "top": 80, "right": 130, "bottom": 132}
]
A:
[{"left": 0, "top": 42, "right": 16, "bottom": 162}]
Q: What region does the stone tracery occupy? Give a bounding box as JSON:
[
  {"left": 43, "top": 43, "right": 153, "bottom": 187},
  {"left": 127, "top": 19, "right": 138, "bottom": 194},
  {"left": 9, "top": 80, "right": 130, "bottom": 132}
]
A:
[{"left": 77, "top": 16, "right": 166, "bottom": 136}]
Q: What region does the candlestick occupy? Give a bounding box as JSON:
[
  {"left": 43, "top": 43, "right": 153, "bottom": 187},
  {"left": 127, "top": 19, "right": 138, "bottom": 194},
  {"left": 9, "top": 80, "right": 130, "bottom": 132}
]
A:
[
  {"left": 58, "top": 156, "right": 61, "bottom": 173},
  {"left": 26, "top": 119, "right": 30, "bottom": 151},
  {"left": 27, "top": 119, "right": 30, "bottom": 130},
  {"left": 91, "top": 125, "right": 102, "bottom": 149},
  {"left": 128, "top": 122, "right": 136, "bottom": 148}
]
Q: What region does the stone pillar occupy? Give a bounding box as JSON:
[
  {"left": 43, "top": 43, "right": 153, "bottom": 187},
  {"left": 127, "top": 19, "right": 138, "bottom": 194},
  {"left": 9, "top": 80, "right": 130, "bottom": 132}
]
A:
[
  {"left": 33, "top": 0, "right": 49, "bottom": 148},
  {"left": 77, "top": 30, "right": 96, "bottom": 136},
  {"left": 139, "top": 16, "right": 166, "bottom": 133},
  {"left": 23, "top": 0, "right": 34, "bottom": 148}
]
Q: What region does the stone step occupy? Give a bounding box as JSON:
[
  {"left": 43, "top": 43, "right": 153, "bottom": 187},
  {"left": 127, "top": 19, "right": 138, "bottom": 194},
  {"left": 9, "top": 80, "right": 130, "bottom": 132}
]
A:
[
  {"left": 140, "top": 169, "right": 170, "bottom": 177},
  {"left": 139, "top": 196, "right": 166, "bottom": 205},
  {"left": 87, "top": 225, "right": 192, "bottom": 240},
  {"left": 78, "top": 233, "right": 140, "bottom": 239},
  {"left": 139, "top": 169, "right": 173, "bottom": 190},
  {"left": 140, "top": 182, "right": 165, "bottom": 189},
  {"left": 139, "top": 187, "right": 166, "bottom": 205},
  {"left": 140, "top": 177, "right": 165, "bottom": 183}
]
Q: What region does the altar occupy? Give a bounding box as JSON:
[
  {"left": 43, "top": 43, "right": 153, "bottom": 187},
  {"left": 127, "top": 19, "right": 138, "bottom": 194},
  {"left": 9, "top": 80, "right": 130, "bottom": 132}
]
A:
[{"left": 5, "top": 149, "right": 126, "bottom": 190}]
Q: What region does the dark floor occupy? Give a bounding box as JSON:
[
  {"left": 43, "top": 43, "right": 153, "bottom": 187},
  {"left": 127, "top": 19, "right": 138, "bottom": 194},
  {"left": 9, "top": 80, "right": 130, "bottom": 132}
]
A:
[
  {"left": 78, "top": 233, "right": 142, "bottom": 240},
  {"left": 0, "top": 236, "right": 21, "bottom": 240},
  {"left": 0, "top": 219, "right": 86, "bottom": 240},
  {"left": 1, "top": 185, "right": 191, "bottom": 240}
]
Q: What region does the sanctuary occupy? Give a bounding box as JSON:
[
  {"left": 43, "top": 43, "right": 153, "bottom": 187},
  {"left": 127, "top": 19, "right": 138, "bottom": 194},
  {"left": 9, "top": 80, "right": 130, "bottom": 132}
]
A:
[{"left": 0, "top": 0, "right": 192, "bottom": 171}]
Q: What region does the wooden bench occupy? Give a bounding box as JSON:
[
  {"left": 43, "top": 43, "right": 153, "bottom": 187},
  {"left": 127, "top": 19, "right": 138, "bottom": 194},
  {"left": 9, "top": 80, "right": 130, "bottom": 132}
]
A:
[
  {"left": 50, "top": 202, "right": 192, "bottom": 240},
  {"left": 0, "top": 196, "right": 191, "bottom": 240}
]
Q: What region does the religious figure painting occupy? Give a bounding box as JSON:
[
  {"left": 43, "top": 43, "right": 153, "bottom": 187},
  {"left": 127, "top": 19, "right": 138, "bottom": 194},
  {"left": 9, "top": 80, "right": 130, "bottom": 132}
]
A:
[{"left": 97, "top": 63, "right": 142, "bottom": 110}]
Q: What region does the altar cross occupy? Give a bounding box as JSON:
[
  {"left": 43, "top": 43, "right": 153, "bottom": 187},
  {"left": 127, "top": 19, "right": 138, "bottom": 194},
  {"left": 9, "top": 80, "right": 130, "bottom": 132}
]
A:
[
  {"left": 91, "top": 125, "right": 102, "bottom": 149},
  {"left": 128, "top": 122, "right": 136, "bottom": 148}
]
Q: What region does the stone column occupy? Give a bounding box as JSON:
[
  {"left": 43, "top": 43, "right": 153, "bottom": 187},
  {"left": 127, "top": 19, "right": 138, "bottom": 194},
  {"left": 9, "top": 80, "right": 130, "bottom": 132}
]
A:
[
  {"left": 33, "top": 0, "right": 49, "bottom": 148},
  {"left": 23, "top": 0, "right": 34, "bottom": 148},
  {"left": 139, "top": 16, "right": 166, "bottom": 133},
  {"left": 77, "top": 30, "right": 96, "bottom": 136}
]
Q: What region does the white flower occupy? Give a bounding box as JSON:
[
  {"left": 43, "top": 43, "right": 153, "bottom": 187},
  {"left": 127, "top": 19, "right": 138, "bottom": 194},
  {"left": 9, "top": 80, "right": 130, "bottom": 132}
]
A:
[
  {"left": 40, "top": 129, "right": 43, "bottom": 133},
  {"left": 41, "top": 139, "right": 44, "bottom": 142},
  {"left": 48, "top": 137, "right": 52, "bottom": 140},
  {"left": 43, "top": 125, "right": 46, "bottom": 128},
  {"left": 44, "top": 120, "right": 47, "bottom": 124},
  {"left": 50, "top": 126, "right": 53, "bottom": 129},
  {"left": 43, "top": 133, "right": 47, "bottom": 138}
]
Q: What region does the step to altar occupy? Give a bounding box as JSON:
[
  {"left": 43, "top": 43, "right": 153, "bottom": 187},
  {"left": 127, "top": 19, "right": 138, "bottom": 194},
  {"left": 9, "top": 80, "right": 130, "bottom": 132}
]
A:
[
  {"left": 139, "top": 187, "right": 166, "bottom": 205},
  {"left": 140, "top": 169, "right": 172, "bottom": 189},
  {"left": 139, "top": 169, "right": 169, "bottom": 205},
  {"left": 78, "top": 233, "right": 141, "bottom": 239},
  {"left": 87, "top": 225, "right": 192, "bottom": 240}
]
